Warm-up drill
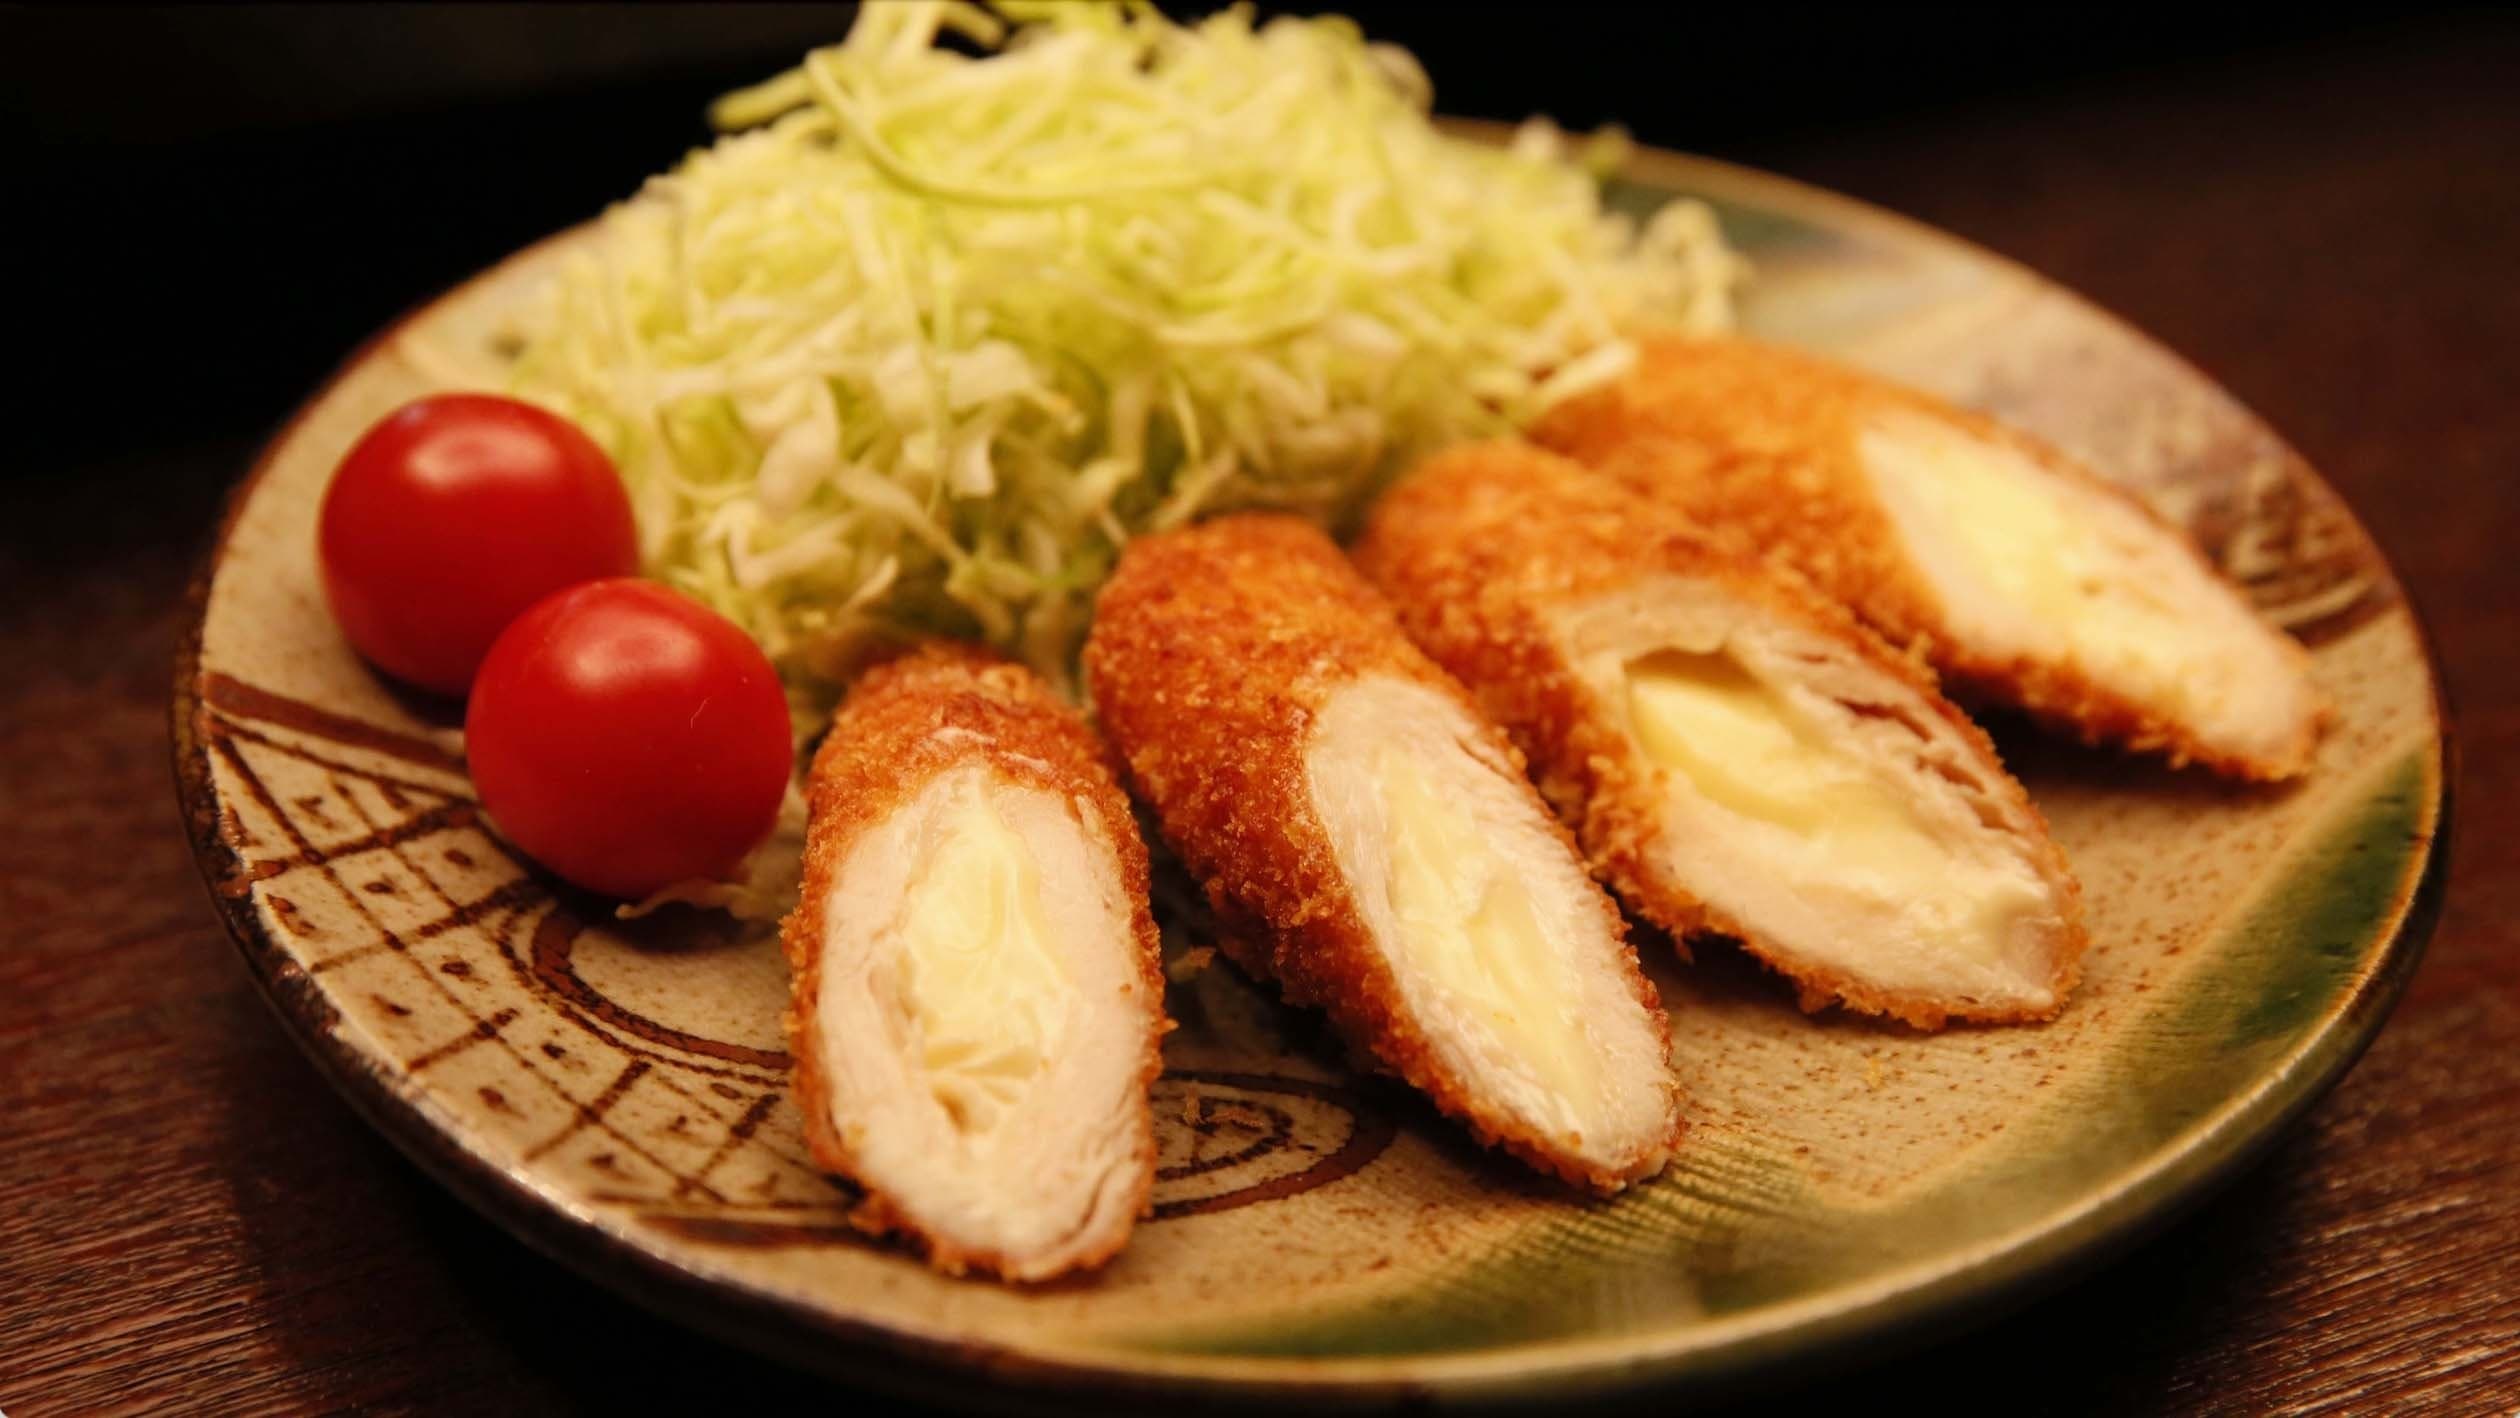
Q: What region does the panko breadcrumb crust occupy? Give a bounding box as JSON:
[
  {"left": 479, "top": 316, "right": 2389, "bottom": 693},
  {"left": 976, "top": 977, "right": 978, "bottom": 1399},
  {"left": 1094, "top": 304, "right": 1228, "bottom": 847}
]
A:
[
  {"left": 1353, "top": 442, "right": 2087, "bottom": 1029},
  {"left": 1531, "top": 334, "right": 2322, "bottom": 781},
  {"left": 1084, "top": 515, "right": 1679, "bottom": 1192},
  {"left": 779, "top": 642, "right": 1165, "bottom": 1281}
]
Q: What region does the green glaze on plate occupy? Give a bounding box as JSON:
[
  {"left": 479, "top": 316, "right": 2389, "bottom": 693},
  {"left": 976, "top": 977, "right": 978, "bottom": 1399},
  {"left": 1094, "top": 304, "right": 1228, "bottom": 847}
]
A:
[{"left": 173, "top": 139, "right": 2446, "bottom": 1411}]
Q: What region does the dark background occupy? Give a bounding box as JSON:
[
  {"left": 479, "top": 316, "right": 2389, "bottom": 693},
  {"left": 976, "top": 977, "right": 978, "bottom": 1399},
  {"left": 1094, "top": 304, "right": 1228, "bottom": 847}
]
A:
[
  {"left": 6, "top": 5, "right": 2454, "bottom": 476},
  {"left": 9, "top": 5, "right": 2519, "bottom": 1414}
]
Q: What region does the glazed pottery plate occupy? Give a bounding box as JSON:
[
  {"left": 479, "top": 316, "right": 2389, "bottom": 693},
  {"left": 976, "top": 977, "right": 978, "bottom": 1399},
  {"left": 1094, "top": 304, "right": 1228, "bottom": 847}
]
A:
[{"left": 175, "top": 136, "right": 2447, "bottom": 1410}]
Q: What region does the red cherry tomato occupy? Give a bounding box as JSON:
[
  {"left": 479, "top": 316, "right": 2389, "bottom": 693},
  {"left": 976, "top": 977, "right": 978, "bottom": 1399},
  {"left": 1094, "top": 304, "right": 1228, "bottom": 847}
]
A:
[
  {"left": 466, "top": 580, "right": 793, "bottom": 899},
  {"left": 319, "top": 393, "right": 639, "bottom": 695}
]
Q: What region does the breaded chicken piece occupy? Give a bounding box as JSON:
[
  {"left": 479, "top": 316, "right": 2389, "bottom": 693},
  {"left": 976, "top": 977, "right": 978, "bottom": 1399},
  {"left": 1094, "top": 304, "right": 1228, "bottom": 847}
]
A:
[
  {"left": 1532, "top": 336, "right": 2323, "bottom": 780},
  {"left": 781, "top": 644, "right": 1164, "bottom": 1281},
  {"left": 1355, "top": 443, "right": 2087, "bottom": 1028},
  {"left": 1085, "top": 516, "right": 1680, "bottom": 1191}
]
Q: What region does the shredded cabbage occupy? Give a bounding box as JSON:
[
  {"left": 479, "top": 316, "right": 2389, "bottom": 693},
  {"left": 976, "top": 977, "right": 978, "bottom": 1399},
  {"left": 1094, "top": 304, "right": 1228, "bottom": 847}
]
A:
[{"left": 510, "top": 0, "right": 1743, "bottom": 726}]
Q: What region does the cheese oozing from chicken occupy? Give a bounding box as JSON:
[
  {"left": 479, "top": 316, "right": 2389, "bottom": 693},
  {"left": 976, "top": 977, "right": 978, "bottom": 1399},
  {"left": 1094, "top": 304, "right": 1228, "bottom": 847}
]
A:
[
  {"left": 1307, "top": 677, "right": 1668, "bottom": 1160},
  {"left": 1858, "top": 407, "right": 2311, "bottom": 764},
  {"left": 1371, "top": 740, "right": 1603, "bottom": 1112},
  {"left": 893, "top": 790, "right": 1072, "bottom": 1134},
  {"left": 1623, "top": 647, "right": 2048, "bottom": 969},
  {"left": 810, "top": 764, "right": 1149, "bottom": 1271}
]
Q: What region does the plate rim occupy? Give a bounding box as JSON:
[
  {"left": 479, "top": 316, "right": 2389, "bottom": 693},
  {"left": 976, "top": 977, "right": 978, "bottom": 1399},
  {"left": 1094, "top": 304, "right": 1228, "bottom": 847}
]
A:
[{"left": 171, "top": 141, "right": 2454, "bottom": 1410}]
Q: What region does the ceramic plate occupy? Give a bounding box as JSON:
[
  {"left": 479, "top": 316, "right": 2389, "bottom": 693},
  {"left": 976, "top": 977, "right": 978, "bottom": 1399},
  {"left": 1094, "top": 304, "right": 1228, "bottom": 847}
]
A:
[{"left": 175, "top": 137, "right": 2448, "bottom": 1410}]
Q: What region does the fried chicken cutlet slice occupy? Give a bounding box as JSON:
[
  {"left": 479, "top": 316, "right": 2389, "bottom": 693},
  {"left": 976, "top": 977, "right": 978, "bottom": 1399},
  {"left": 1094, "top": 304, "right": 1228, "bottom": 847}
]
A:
[
  {"left": 1532, "top": 336, "right": 2323, "bottom": 780},
  {"left": 1086, "top": 515, "right": 1679, "bottom": 1191},
  {"left": 780, "top": 644, "right": 1164, "bottom": 1281},
  {"left": 1355, "top": 443, "right": 2087, "bottom": 1028}
]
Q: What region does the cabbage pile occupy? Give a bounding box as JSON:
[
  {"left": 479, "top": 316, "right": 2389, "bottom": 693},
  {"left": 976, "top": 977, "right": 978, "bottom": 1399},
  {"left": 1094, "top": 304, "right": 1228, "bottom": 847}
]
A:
[{"left": 511, "top": 0, "right": 1742, "bottom": 719}]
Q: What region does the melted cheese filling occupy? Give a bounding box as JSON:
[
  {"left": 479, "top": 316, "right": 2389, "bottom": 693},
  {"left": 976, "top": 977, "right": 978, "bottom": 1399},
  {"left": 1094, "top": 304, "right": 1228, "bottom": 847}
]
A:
[
  {"left": 1858, "top": 409, "right": 2203, "bottom": 709},
  {"left": 893, "top": 791, "right": 1073, "bottom": 1134},
  {"left": 1369, "top": 742, "right": 1603, "bottom": 1114},
  {"left": 1626, "top": 649, "right": 2045, "bottom": 961}
]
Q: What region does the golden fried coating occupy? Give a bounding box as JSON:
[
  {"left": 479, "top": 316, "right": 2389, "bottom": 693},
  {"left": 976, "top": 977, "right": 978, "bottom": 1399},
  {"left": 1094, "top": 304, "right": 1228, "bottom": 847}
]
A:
[
  {"left": 1532, "top": 335, "right": 2322, "bottom": 780},
  {"left": 1355, "top": 442, "right": 2087, "bottom": 1028},
  {"left": 1085, "top": 515, "right": 1680, "bottom": 1190},
  {"left": 781, "top": 642, "right": 1164, "bottom": 1281}
]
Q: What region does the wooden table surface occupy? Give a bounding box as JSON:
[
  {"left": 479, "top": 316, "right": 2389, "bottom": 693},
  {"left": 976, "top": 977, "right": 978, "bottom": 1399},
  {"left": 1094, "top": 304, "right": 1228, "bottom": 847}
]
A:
[{"left": 6, "top": 15, "right": 2516, "bottom": 1416}]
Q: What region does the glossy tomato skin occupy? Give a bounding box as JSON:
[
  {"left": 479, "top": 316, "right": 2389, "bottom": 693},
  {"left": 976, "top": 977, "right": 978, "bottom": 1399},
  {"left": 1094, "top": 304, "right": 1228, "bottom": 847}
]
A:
[
  {"left": 466, "top": 580, "right": 793, "bottom": 900},
  {"left": 319, "top": 393, "right": 639, "bottom": 695}
]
